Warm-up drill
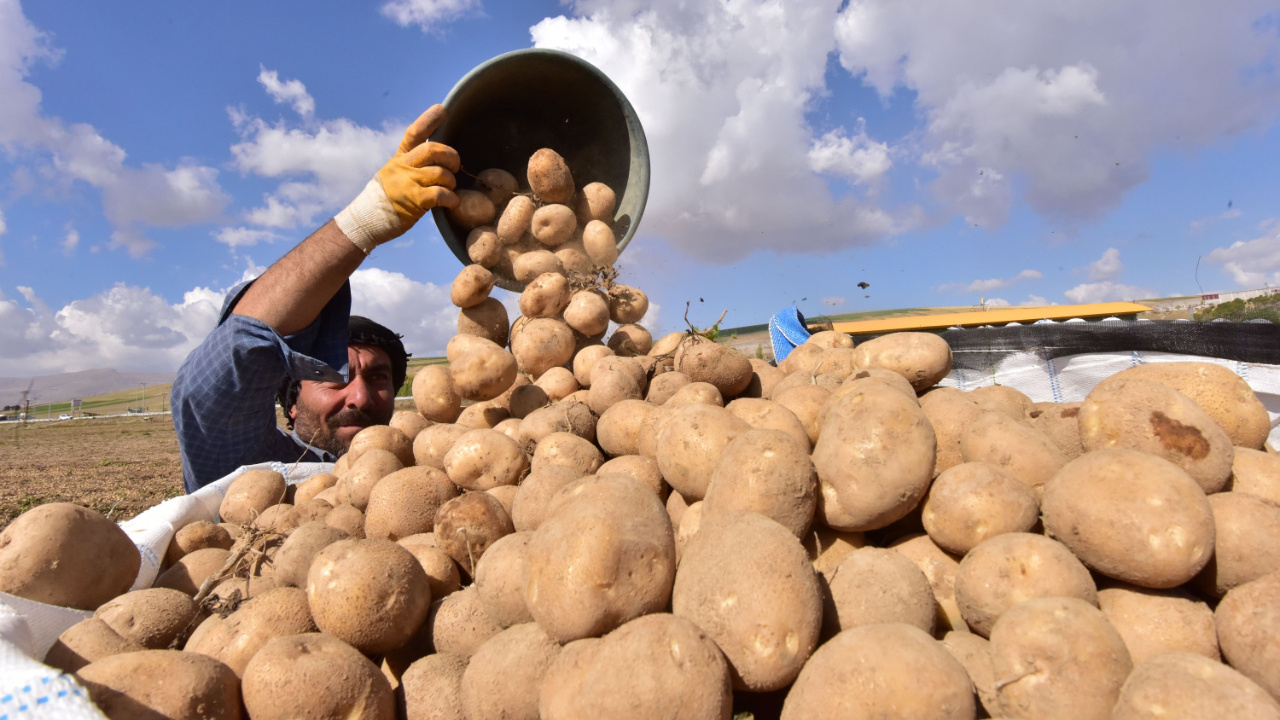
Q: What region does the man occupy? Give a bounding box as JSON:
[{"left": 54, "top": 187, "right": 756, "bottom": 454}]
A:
[{"left": 172, "top": 105, "right": 460, "bottom": 492}]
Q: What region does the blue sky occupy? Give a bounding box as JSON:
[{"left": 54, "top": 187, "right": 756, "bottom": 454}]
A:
[{"left": 1, "top": 0, "right": 1279, "bottom": 375}]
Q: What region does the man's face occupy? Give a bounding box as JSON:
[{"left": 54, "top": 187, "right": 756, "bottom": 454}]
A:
[{"left": 290, "top": 344, "right": 397, "bottom": 456}]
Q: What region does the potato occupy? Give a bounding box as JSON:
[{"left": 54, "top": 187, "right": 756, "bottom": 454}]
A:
[
  {"left": 155, "top": 547, "right": 232, "bottom": 597},
  {"left": 648, "top": 331, "right": 684, "bottom": 366},
  {"left": 656, "top": 403, "right": 749, "bottom": 501},
  {"left": 582, "top": 220, "right": 618, "bottom": 267},
  {"left": 513, "top": 249, "right": 566, "bottom": 286},
  {"left": 590, "top": 355, "right": 649, "bottom": 394},
  {"left": 412, "top": 365, "right": 462, "bottom": 423},
  {"left": 460, "top": 623, "right": 562, "bottom": 720},
  {"left": 771, "top": 370, "right": 841, "bottom": 400},
  {"left": 520, "top": 400, "right": 596, "bottom": 444},
  {"left": 969, "top": 384, "right": 1034, "bottom": 422},
  {"left": 920, "top": 388, "right": 984, "bottom": 477},
  {"left": 1079, "top": 377, "right": 1235, "bottom": 493},
  {"left": 1043, "top": 449, "right": 1214, "bottom": 588},
  {"left": 451, "top": 343, "right": 517, "bottom": 402},
  {"left": 457, "top": 297, "right": 510, "bottom": 347},
  {"left": 324, "top": 503, "right": 366, "bottom": 539},
  {"left": 643, "top": 371, "right": 688, "bottom": 405},
  {"left": 597, "top": 455, "right": 666, "bottom": 498},
  {"left": 448, "top": 189, "right": 496, "bottom": 230},
  {"left": 307, "top": 539, "right": 431, "bottom": 655},
  {"left": 466, "top": 226, "right": 502, "bottom": 267},
  {"left": 434, "top": 492, "right": 515, "bottom": 575},
  {"left": 563, "top": 290, "right": 611, "bottom": 336},
  {"left": 674, "top": 501, "right": 703, "bottom": 563},
  {"left": 811, "top": 383, "right": 936, "bottom": 531},
  {"left": 806, "top": 329, "right": 854, "bottom": 350},
  {"left": 510, "top": 317, "right": 574, "bottom": 378},
  {"left": 510, "top": 466, "right": 581, "bottom": 533},
  {"left": 413, "top": 422, "right": 468, "bottom": 469},
  {"left": 427, "top": 584, "right": 504, "bottom": 657},
  {"left": 364, "top": 466, "right": 460, "bottom": 541},
  {"left": 675, "top": 338, "right": 753, "bottom": 399},
  {"left": 771, "top": 384, "right": 831, "bottom": 446},
  {"left": 781, "top": 623, "right": 975, "bottom": 720},
  {"left": 959, "top": 411, "right": 1066, "bottom": 494},
  {"left": 455, "top": 401, "right": 509, "bottom": 430},
  {"left": 337, "top": 448, "right": 403, "bottom": 511},
  {"left": 702, "top": 429, "right": 816, "bottom": 539},
  {"left": 851, "top": 332, "right": 953, "bottom": 391},
  {"left": 777, "top": 342, "right": 823, "bottom": 375},
  {"left": 94, "top": 587, "right": 199, "bottom": 650},
  {"left": 166, "top": 520, "right": 234, "bottom": 566},
  {"left": 572, "top": 344, "right": 614, "bottom": 387},
  {"left": 1230, "top": 447, "right": 1280, "bottom": 504},
  {"left": 540, "top": 613, "right": 732, "bottom": 720},
  {"left": 1192, "top": 491, "right": 1280, "bottom": 598},
  {"left": 77, "top": 650, "right": 242, "bottom": 720},
  {"left": 396, "top": 533, "right": 462, "bottom": 600},
  {"left": 526, "top": 476, "right": 676, "bottom": 642},
  {"left": 45, "top": 617, "right": 145, "bottom": 673},
  {"left": 518, "top": 272, "right": 570, "bottom": 318},
  {"left": 1112, "top": 651, "right": 1280, "bottom": 719},
  {"left": 941, "top": 631, "right": 998, "bottom": 716},
  {"left": 606, "top": 323, "right": 653, "bottom": 357},
  {"left": 270, "top": 521, "right": 346, "bottom": 588},
  {"left": 442, "top": 429, "right": 528, "bottom": 491},
  {"left": 1098, "top": 583, "right": 1219, "bottom": 664},
  {"left": 252, "top": 503, "right": 301, "bottom": 534},
  {"left": 1028, "top": 401, "right": 1086, "bottom": 459},
  {"left": 574, "top": 181, "right": 616, "bottom": 223},
  {"left": 553, "top": 239, "right": 593, "bottom": 275},
  {"left": 450, "top": 264, "right": 494, "bottom": 309},
  {"left": 1110, "top": 361, "right": 1272, "bottom": 450},
  {"left": 346, "top": 425, "right": 414, "bottom": 468},
  {"left": 242, "top": 632, "right": 394, "bottom": 720},
  {"left": 922, "top": 462, "right": 1039, "bottom": 555},
  {"left": 185, "top": 586, "right": 317, "bottom": 676},
  {"left": 989, "top": 597, "right": 1132, "bottom": 720},
  {"left": 506, "top": 384, "right": 549, "bottom": 419},
  {"left": 954, "top": 533, "right": 1097, "bottom": 637},
  {"left": 294, "top": 473, "right": 339, "bottom": 507},
  {"left": 528, "top": 148, "right": 574, "bottom": 203},
  {"left": 588, "top": 369, "right": 642, "bottom": 415},
  {"left": 673, "top": 511, "right": 821, "bottom": 691},
  {"left": 1215, "top": 569, "right": 1280, "bottom": 701},
  {"left": 594, "top": 399, "right": 655, "bottom": 458},
  {"left": 469, "top": 532, "right": 533, "bottom": 628},
  {"left": 889, "top": 533, "right": 968, "bottom": 635},
  {"left": 400, "top": 653, "right": 468, "bottom": 720},
  {"left": 803, "top": 526, "right": 867, "bottom": 580},
  {"left": 824, "top": 547, "right": 936, "bottom": 636},
  {"left": 486, "top": 480, "right": 519, "bottom": 518},
  {"left": 531, "top": 431, "right": 604, "bottom": 476},
  {"left": 721, "top": 398, "right": 810, "bottom": 452},
  {"left": 534, "top": 366, "right": 578, "bottom": 401},
  {"left": 606, "top": 285, "right": 648, "bottom": 325},
  {"left": 475, "top": 167, "right": 517, "bottom": 206},
  {"left": 497, "top": 194, "right": 537, "bottom": 245},
  {"left": 219, "top": 469, "right": 287, "bottom": 525},
  {"left": 836, "top": 366, "right": 918, "bottom": 403},
  {"left": 530, "top": 203, "right": 577, "bottom": 247}
]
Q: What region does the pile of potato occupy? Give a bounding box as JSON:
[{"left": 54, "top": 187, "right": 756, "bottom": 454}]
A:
[{"left": 2, "top": 149, "right": 1280, "bottom": 720}]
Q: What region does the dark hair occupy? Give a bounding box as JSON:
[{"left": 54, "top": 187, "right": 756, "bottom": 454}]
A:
[{"left": 278, "top": 315, "right": 410, "bottom": 428}]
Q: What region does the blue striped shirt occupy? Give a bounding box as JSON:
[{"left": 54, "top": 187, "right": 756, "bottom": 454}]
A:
[{"left": 171, "top": 280, "right": 353, "bottom": 492}]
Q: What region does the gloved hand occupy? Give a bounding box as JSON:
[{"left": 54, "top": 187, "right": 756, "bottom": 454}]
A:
[{"left": 335, "top": 104, "right": 461, "bottom": 254}]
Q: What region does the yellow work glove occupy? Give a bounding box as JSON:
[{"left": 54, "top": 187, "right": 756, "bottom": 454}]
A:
[{"left": 335, "top": 104, "right": 461, "bottom": 254}]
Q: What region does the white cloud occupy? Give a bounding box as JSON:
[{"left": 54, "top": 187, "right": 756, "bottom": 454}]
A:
[
  {"left": 1064, "top": 281, "right": 1154, "bottom": 304},
  {"left": 1204, "top": 225, "right": 1280, "bottom": 288},
  {"left": 349, "top": 267, "right": 458, "bottom": 357},
  {"left": 531, "top": 0, "right": 915, "bottom": 262},
  {"left": 214, "top": 227, "right": 284, "bottom": 249},
  {"left": 61, "top": 227, "right": 78, "bottom": 254},
  {"left": 807, "top": 122, "right": 892, "bottom": 187},
  {"left": 228, "top": 104, "right": 399, "bottom": 231},
  {"left": 257, "top": 67, "right": 315, "bottom": 119},
  {"left": 835, "top": 0, "right": 1280, "bottom": 227},
  {"left": 1025, "top": 294, "right": 1052, "bottom": 306},
  {"left": 984, "top": 297, "right": 1010, "bottom": 307},
  {"left": 0, "top": 209, "right": 6, "bottom": 236},
  {"left": 381, "top": 0, "right": 481, "bottom": 30},
  {"left": 0, "top": 282, "right": 224, "bottom": 374},
  {"left": 0, "top": 2, "right": 229, "bottom": 257},
  {"left": 1088, "top": 247, "right": 1122, "bottom": 281},
  {"left": 940, "top": 268, "right": 1042, "bottom": 293}
]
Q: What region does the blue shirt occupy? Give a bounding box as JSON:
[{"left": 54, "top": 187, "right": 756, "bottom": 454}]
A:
[{"left": 171, "top": 279, "right": 354, "bottom": 492}]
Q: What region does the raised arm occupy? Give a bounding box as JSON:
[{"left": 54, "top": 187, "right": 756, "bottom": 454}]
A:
[{"left": 231, "top": 104, "right": 461, "bottom": 334}]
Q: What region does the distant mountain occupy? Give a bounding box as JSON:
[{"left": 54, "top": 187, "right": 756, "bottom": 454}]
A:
[{"left": 0, "top": 368, "right": 177, "bottom": 405}]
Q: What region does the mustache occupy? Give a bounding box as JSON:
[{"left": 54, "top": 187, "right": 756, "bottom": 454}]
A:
[{"left": 326, "top": 407, "right": 378, "bottom": 433}]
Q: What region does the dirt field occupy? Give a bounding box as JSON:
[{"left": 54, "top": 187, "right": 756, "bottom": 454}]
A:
[{"left": 0, "top": 415, "right": 185, "bottom": 528}]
